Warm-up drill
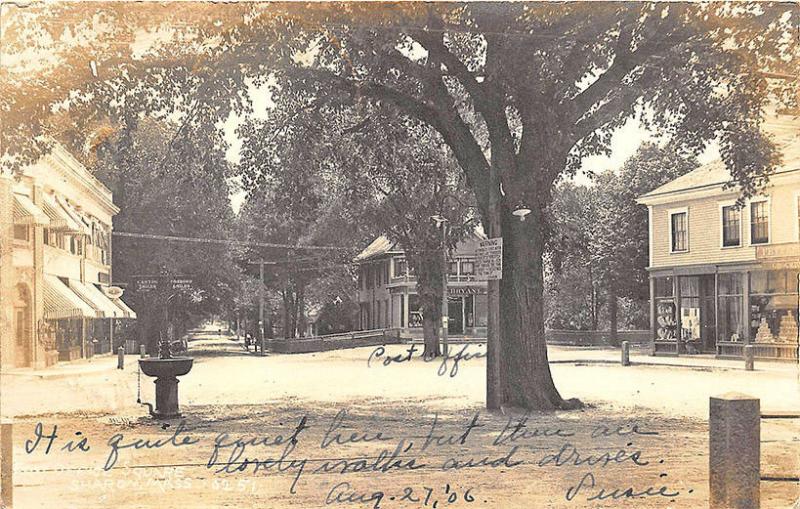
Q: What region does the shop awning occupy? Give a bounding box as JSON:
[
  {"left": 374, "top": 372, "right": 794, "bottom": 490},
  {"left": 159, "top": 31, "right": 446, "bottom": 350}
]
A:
[
  {"left": 56, "top": 196, "right": 92, "bottom": 236},
  {"left": 13, "top": 194, "right": 50, "bottom": 225},
  {"left": 69, "top": 280, "right": 122, "bottom": 318},
  {"left": 108, "top": 293, "right": 137, "bottom": 320},
  {"left": 43, "top": 275, "right": 96, "bottom": 320},
  {"left": 41, "top": 195, "right": 74, "bottom": 231}
]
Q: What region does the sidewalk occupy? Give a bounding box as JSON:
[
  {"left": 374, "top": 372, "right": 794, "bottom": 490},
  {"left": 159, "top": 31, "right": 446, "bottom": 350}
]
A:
[
  {"left": 0, "top": 351, "right": 136, "bottom": 380},
  {"left": 547, "top": 345, "right": 798, "bottom": 374}
]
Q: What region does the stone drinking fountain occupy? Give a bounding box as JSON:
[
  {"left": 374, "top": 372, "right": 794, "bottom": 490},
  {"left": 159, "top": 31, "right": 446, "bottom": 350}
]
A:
[{"left": 137, "top": 272, "right": 194, "bottom": 419}]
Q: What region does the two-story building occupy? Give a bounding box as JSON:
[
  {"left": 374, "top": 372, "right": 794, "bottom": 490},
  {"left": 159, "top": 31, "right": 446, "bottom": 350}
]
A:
[
  {"left": 637, "top": 115, "right": 799, "bottom": 360},
  {"left": 354, "top": 233, "right": 488, "bottom": 338},
  {"left": 0, "top": 143, "right": 136, "bottom": 369}
]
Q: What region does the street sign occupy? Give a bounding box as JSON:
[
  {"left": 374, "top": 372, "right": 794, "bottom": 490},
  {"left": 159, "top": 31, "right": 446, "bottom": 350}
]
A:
[
  {"left": 476, "top": 237, "right": 503, "bottom": 280},
  {"left": 133, "top": 276, "right": 160, "bottom": 293},
  {"left": 132, "top": 275, "right": 194, "bottom": 293},
  {"left": 171, "top": 277, "right": 193, "bottom": 291}
]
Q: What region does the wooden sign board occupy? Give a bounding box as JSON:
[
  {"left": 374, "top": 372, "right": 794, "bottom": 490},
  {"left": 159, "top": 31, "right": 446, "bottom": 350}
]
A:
[{"left": 475, "top": 237, "right": 503, "bottom": 280}]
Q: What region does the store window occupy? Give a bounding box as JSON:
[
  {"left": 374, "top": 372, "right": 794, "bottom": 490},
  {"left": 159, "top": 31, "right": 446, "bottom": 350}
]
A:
[
  {"left": 750, "top": 270, "right": 799, "bottom": 343},
  {"left": 461, "top": 261, "right": 475, "bottom": 275},
  {"left": 718, "top": 273, "right": 744, "bottom": 342},
  {"left": 654, "top": 276, "right": 676, "bottom": 340},
  {"left": 721, "top": 205, "right": 741, "bottom": 247},
  {"left": 670, "top": 211, "right": 688, "bottom": 252},
  {"left": 408, "top": 295, "right": 423, "bottom": 328},
  {"left": 474, "top": 294, "right": 488, "bottom": 327},
  {"left": 680, "top": 277, "right": 701, "bottom": 341},
  {"left": 750, "top": 200, "right": 769, "bottom": 244}
]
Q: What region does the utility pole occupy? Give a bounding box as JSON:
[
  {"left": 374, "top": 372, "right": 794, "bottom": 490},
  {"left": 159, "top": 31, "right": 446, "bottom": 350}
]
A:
[
  {"left": 486, "top": 175, "right": 503, "bottom": 411},
  {"left": 440, "top": 221, "right": 449, "bottom": 358}
]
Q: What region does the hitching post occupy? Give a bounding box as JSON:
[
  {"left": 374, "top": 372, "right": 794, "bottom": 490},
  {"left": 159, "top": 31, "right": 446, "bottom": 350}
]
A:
[
  {"left": 117, "top": 346, "right": 125, "bottom": 369},
  {"left": 139, "top": 344, "right": 146, "bottom": 358},
  {"left": 709, "top": 393, "right": 760, "bottom": 509},
  {"left": 1, "top": 422, "right": 12, "bottom": 508},
  {"left": 744, "top": 344, "right": 754, "bottom": 371},
  {"left": 621, "top": 341, "right": 630, "bottom": 366}
]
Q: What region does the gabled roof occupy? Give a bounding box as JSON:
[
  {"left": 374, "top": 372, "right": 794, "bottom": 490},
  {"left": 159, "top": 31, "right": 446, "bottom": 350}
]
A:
[
  {"left": 639, "top": 114, "right": 800, "bottom": 202},
  {"left": 353, "top": 226, "right": 489, "bottom": 263},
  {"left": 353, "top": 235, "right": 401, "bottom": 262}
]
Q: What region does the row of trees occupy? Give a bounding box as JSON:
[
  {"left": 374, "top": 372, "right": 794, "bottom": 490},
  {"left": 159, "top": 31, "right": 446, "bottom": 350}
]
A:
[
  {"left": 547, "top": 144, "right": 698, "bottom": 339},
  {"left": 2, "top": 2, "right": 795, "bottom": 410}
]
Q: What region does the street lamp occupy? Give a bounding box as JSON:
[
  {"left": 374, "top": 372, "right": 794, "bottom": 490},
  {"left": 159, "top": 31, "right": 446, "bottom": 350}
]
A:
[
  {"left": 430, "top": 214, "right": 449, "bottom": 358},
  {"left": 512, "top": 205, "right": 531, "bottom": 221}
]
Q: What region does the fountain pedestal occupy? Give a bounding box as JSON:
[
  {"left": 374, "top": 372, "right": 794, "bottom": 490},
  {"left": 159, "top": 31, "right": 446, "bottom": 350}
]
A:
[{"left": 139, "top": 358, "right": 194, "bottom": 419}]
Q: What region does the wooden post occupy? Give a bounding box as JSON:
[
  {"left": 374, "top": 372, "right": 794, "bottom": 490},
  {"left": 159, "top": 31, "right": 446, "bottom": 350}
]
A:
[
  {"left": 486, "top": 177, "right": 502, "bottom": 410},
  {"left": 742, "top": 272, "right": 751, "bottom": 344},
  {"left": 621, "top": 341, "right": 630, "bottom": 366},
  {"left": 709, "top": 393, "right": 760, "bottom": 509},
  {"left": 117, "top": 346, "right": 124, "bottom": 369},
  {"left": 649, "top": 276, "right": 657, "bottom": 356},
  {"left": 714, "top": 272, "right": 720, "bottom": 355},
  {"left": 744, "top": 344, "right": 754, "bottom": 371},
  {"left": 139, "top": 344, "right": 146, "bottom": 358},
  {"left": 1, "top": 422, "right": 13, "bottom": 508},
  {"left": 674, "top": 274, "right": 682, "bottom": 356}
]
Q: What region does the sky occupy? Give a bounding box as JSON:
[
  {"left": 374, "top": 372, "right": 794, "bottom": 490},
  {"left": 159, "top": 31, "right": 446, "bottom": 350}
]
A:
[
  {"left": 0, "top": 6, "right": 725, "bottom": 215},
  {"left": 222, "top": 84, "right": 680, "bottom": 214}
]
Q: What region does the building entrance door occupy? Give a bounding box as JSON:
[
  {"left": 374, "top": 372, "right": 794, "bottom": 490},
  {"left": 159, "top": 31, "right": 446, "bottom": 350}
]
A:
[
  {"left": 447, "top": 298, "right": 463, "bottom": 335},
  {"left": 13, "top": 285, "right": 32, "bottom": 367},
  {"left": 700, "top": 297, "right": 717, "bottom": 353},
  {"left": 699, "top": 276, "right": 717, "bottom": 353}
]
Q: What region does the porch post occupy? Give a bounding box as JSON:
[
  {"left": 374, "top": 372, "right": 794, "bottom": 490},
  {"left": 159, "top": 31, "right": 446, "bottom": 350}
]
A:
[
  {"left": 714, "top": 271, "right": 719, "bottom": 356},
  {"left": 742, "top": 272, "right": 751, "bottom": 345},
  {"left": 649, "top": 276, "right": 656, "bottom": 356},
  {"left": 674, "top": 274, "right": 681, "bottom": 356}
]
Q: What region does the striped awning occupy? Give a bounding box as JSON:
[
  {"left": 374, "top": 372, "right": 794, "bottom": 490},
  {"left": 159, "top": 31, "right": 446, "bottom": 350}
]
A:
[
  {"left": 109, "top": 294, "right": 137, "bottom": 319},
  {"left": 41, "top": 195, "right": 72, "bottom": 231},
  {"left": 13, "top": 194, "right": 50, "bottom": 225},
  {"left": 69, "top": 280, "right": 120, "bottom": 318},
  {"left": 56, "top": 196, "right": 92, "bottom": 236},
  {"left": 43, "top": 275, "right": 96, "bottom": 320}
]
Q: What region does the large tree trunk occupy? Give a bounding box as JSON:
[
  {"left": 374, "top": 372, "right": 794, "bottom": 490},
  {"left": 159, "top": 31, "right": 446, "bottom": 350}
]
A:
[
  {"left": 421, "top": 308, "right": 440, "bottom": 359},
  {"left": 609, "top": 285, "right": 619, "bottom": 347},
  {"left": 296, "top": 283, "right": 306, "bottom": 337},
  {"left": 497, "top": 204, "right": 582, "bottom": 411},
  {"left": 407, "top": 249, "right": 444, "bottom": 359}
]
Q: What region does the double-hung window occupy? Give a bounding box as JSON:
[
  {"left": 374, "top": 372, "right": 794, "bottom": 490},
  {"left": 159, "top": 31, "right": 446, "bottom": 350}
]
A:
[
  {"left": 750, "top": 200, "right": 769, "bottom": 245},
  {"left": 721, "top": 205, "right": 741, "bottom": 247},
  {"left": 670, "top": 210, "right": 688, "bottom": 253}
]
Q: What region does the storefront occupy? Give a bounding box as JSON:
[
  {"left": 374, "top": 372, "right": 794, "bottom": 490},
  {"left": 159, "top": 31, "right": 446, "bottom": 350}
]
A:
[
  {"left": 405, "top": 287, "right": 488, "bottom": 336},
  {"left": 651, "top": 266, "right": 799, "bottom": 360},
  {"left": 355, "top": 234, "right": 489, "bottom": 338}
]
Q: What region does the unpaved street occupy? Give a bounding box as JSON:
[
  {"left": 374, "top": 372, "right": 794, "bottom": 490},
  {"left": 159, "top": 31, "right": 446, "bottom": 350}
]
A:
[{"left": 2, "top": 333, "right": 798, "bottom": 508}]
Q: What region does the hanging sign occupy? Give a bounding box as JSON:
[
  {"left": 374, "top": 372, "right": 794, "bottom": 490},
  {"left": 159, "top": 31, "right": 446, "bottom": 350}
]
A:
[
  {"left": 132, "top": 275, "right": 194, "bottom": 293},
  {"left": 102, "top": 286, "right": 124, "bottom": 299},
  {"left": 475, "top": 237, "right": 503, "bottom": 280}
]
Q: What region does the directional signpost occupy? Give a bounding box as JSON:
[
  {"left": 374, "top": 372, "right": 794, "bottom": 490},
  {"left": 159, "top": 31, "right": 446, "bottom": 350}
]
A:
[
  {"left": 131, "top": 271, "right": 196, "bottom": 419},
  {"left": 476, "top": 238, "right": 503, "bottom": 281}
]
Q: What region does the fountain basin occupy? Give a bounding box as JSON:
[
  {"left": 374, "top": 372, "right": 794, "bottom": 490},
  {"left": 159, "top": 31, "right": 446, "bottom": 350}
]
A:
[{"left": 139, "top": 357, "right": 194, "bottom": 378}]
